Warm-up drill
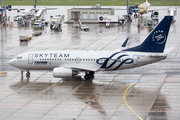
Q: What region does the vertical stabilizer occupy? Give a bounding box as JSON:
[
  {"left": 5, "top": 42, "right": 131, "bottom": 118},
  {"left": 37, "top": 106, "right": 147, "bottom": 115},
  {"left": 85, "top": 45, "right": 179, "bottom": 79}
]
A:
[
  {"left": 123, "top": 16, "right": 172, "bottom": 53},
  {"left": 34, "top": 0, "right": 37, "bottom": 8}
]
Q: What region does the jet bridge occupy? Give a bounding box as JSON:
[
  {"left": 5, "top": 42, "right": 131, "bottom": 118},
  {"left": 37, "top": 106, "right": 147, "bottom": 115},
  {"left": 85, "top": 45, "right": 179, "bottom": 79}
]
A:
[{"left": 71, "top": 11, "right": 81, "bottom": 28}]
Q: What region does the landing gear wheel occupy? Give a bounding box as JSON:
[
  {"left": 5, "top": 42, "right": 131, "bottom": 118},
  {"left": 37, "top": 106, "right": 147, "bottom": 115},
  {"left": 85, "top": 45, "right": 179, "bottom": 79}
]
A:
[
  {"left": 89, "top": 71, "right": 94, "bottom": 75},
  {"left": 134, "top": 14, "right": 137, "bottom": 18},
  {"left": 26, "top": 71, "right": 30, "bottom": 76},
  {"left": 84, "top": 74, "right": 90, "bottom": 80}
]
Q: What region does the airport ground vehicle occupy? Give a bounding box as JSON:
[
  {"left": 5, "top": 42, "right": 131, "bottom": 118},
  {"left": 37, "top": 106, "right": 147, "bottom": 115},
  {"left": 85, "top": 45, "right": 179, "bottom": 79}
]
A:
[
  {"left": 32, "top": 31, "right": 42, "bottom": 36},
  {"left": 14, "top": 15, "right": 23, "bottom": 21},
  {"left": 50, "top": 15, "right": 62, "bottom": 32},
  {"left": 105, "top": 22, "right": 110, "bottom": 27},
  {"left": 33, "top": 20, "right": 44, "bottom": 30},
  {"left": 19, "top": 34, "right": 32, "bottom": 41},
  {"left": 98, "top": 15, "right": 119, "bottom": 23},
  {"left": 80, "top": 25, "right": 89, "bottom": 31}
]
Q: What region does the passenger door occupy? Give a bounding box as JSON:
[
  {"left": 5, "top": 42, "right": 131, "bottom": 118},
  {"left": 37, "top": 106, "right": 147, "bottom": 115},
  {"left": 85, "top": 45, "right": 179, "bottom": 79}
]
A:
[{"left": 28, "top": 53, "right": 33, "bottom": 64}]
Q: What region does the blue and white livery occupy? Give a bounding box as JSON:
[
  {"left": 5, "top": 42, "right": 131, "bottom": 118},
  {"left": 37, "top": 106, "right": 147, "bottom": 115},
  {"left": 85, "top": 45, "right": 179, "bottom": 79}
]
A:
[{"left": 9, "top": 16, "right": 173, "bottom": 80}]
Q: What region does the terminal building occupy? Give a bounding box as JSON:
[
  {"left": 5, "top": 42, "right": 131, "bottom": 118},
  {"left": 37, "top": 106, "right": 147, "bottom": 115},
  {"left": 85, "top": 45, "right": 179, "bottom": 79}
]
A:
[{"left": 66, "top": 4, "right": 114, "bottom": 24}]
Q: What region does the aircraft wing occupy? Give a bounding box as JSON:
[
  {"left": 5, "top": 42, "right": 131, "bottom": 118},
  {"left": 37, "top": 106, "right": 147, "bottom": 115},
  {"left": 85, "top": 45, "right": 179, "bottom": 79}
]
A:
[
  {"left": 8, "top": 8, "right": 25, "bottom": 11},
  {"left": 63, "top": 64, "right": 101, "bottom": 72},
  {"left": 148, "top": 8, "right": 166, "bottom": 12},
  {"left": 45, "top": 8, "right": 58, "bottom": 10}
]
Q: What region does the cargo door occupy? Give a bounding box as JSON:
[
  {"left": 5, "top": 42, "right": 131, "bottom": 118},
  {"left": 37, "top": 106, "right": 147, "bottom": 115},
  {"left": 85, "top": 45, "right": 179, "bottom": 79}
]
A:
[{"left": 28, "top": 53, "right": 33, "bottom": 64}]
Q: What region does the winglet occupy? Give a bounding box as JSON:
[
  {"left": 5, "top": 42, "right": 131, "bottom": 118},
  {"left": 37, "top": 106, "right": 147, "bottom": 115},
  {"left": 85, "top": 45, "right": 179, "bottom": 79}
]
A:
[{"left": 121, "top": 38, "right": 129, "bottom": 47}]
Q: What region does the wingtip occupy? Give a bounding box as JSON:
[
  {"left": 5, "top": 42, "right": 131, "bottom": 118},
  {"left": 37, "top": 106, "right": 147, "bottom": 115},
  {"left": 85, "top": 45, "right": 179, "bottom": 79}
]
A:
[{"left": 121, "top": 38, "right": 129, "bottom": 47}]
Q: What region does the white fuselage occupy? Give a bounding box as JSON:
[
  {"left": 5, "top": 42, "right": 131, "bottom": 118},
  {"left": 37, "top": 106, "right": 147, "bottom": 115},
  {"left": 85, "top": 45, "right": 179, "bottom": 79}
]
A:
[{"left": 9, "top": 51, "right": 166, "bottom": 71}]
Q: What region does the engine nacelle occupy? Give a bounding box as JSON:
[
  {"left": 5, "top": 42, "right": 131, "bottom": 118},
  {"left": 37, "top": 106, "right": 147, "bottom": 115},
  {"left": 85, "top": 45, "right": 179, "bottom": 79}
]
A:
[{"left": 53, "top": 67, "right": 78, "bottom": 78}]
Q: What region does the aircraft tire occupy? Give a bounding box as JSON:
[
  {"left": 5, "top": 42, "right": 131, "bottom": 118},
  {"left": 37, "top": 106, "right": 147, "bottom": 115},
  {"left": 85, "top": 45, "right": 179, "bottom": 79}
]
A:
[
  {"left": 26, "top": 72, "right": 30, "bottom": 76},
  {"left": 84, "top": 74, "right": 90, "bottom": 80}
]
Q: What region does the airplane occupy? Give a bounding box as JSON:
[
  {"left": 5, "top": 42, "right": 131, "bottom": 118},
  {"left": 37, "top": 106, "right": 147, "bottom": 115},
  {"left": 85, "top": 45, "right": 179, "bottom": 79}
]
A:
[
  {"left": 9, "top": 0, "right": 57, "bottom": 19},
  {"left": 131, "top": 0, "right": 160, "bottom": 17},
  {"left": 9, "top": 16, "right": 173, "bottom": 80},
  {"left": 138, "top": 0, "right": 151, "bottom": 15},
  {"left": 9, "top": 0, "right": 38, "bottom": 18}
]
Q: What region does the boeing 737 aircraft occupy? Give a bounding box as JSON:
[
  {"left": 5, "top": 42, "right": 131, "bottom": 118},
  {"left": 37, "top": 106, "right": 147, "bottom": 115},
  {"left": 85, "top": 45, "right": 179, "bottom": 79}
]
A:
[{"left": 9, "top": 16, "right": 173, "bottom": 80}]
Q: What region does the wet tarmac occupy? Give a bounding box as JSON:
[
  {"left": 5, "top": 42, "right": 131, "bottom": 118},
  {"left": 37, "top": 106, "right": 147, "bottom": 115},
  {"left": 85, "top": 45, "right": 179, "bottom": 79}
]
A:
[{"left": 0, "top": 6, "right": 180, "bottom": 120}]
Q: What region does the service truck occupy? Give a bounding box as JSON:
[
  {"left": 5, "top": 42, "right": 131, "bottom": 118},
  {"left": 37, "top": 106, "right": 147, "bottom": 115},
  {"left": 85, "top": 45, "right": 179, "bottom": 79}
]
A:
[
  {"left": 50, "top": 15, "right": 62, "bottom": 32},
  {"left": 98, "top": 15, "right": 119, "bottom": 23}
]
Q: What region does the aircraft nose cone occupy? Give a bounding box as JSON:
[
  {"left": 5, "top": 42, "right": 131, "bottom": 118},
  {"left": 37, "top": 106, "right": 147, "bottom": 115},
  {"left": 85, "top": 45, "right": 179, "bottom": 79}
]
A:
[{"left": 8, "top": 59, "right": 16, "bottom": 66}]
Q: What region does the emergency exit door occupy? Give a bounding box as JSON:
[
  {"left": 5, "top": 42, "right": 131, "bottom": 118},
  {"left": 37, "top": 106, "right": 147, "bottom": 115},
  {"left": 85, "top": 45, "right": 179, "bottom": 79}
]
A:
[{"left": 28, "top": 54, "right": 33, "bottom": 64}]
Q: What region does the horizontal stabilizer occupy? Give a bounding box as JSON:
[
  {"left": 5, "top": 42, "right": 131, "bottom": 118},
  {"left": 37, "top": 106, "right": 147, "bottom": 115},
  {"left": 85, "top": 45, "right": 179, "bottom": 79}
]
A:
[{"left": 164, "top": 47, "right": 174, "bottom": 54}]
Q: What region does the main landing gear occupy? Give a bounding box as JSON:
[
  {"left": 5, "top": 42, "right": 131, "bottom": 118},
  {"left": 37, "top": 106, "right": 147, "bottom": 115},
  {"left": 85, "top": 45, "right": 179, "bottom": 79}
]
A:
[{"left": 84, "top": 71, "right": 94, "bottom": 80}]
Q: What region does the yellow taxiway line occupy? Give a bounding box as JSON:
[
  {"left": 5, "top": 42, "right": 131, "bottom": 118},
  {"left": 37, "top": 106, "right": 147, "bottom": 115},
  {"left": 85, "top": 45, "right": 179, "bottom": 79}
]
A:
[
  {"left": 124, "top": 83, "right": 143, "bottom": 120},
  {"left": 96, "top": 26, "right": 131, "bottom": 51}
]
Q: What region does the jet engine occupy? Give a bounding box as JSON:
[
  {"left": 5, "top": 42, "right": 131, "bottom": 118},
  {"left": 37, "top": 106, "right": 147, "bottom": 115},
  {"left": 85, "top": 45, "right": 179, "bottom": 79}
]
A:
[{"left": 53, "top": 67, "right": 78, "bottom": 78}]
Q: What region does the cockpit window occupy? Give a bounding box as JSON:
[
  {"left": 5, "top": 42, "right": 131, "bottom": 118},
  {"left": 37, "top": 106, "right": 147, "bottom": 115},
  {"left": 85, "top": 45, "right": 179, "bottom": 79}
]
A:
[{"left": 17, "top": 57, "right": 22, "bottom": 59}]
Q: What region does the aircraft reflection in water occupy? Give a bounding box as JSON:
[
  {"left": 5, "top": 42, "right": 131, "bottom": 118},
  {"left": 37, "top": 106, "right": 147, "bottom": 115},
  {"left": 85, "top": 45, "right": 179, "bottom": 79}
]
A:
[
  {"left": 9, "top": 77, "right": 124, "bottom": 116},
  {"left": 9, "top": 76, "right": 169, "bottom": 117},
  {"left": 9, "top": 16, "right": 173, "bottom": 80}
]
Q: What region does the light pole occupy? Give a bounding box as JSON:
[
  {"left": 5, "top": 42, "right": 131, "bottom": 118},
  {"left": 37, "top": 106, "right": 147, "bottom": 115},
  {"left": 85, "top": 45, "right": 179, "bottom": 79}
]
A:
[{"left": 1, "top": 0, "right": 3, "bottom": 22}]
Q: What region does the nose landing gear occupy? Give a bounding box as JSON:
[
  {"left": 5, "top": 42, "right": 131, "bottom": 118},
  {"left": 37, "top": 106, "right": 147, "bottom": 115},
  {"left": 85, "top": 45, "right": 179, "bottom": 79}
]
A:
[{"left": 26, "top": 70, "right": 30, "bottom": 77}]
